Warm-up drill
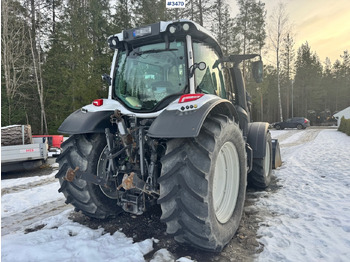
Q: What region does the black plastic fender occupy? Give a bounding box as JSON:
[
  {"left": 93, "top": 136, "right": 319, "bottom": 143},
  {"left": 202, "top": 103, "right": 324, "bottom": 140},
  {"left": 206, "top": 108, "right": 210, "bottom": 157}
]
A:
[
  {"left": 147, "top": 98, "right": 238, "bottom": 138},
  {"left": 247, "top": 122, "right": 270, "bottom": 159},
  {"left": 272, "top": 139, "right": 282, "bottom": 169},
  {"left": 58, "top": 109, "right": 116, "bottom": 135}
]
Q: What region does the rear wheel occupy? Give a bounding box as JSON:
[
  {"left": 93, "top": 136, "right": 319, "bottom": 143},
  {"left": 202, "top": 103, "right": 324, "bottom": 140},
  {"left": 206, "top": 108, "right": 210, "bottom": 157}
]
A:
[
  {"left": 248, "top": 132, "right": 272, "bottom": 188},
  {"left": 158, "top": 114, "right": 247, "bottom": 251},
  {"left": 297, "top": 124, "right": 303, "bottom": 130},
  {"left": 55, "top": 134, "right": 122, "bottom": 219}
]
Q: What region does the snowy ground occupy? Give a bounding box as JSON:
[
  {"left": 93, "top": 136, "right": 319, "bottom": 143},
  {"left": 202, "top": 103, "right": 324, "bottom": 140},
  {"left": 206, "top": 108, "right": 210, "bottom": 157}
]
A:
[
  {"left": 1, "top": 128, "right": 350, "bottom": 261},
  {"left": 256, "top": 128, "right": 350, "bottom": 261}
]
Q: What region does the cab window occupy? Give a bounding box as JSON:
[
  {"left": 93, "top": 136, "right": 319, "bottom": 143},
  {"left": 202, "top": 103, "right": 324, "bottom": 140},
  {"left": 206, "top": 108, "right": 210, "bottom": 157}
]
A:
[{"left": 192, "top": 42, "right": 226, "bottom": 99}]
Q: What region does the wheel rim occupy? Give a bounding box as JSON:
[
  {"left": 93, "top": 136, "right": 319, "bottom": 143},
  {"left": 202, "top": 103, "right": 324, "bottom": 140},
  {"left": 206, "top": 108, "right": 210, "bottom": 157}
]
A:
[
  {"left": 97, "top": 146, "right": 119, "bottom": 199},
  {"left": 264, "top": 140, "right": 271, "bottom": 178},
  {"left": 213, "top": 141, "right": 240, "bottom": 224}
]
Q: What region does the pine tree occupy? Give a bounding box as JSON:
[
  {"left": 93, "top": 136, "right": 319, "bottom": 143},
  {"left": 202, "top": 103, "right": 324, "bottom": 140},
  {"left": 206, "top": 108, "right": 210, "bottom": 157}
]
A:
[
  {"left": 211, "top": 0, "right": 225, "bottom": 46},
  {"left": 294, "top": 42, "right": 323, "bottom": 117},
  {"left": 113, "top": 0, "right": 132, "bottom": 30},
  {"left": 233, "top": 0, "right": 266, "bottom": 79},
  {"left": 234, "top": 0, "right": 266, "bottom": 55},
  {"left": 43, "top": 0, "right": 112, "bottom": 133},
  {"left": 281, "top": 32, "right": 295, "bottom": 118},
  {"left": 133, "top": 0, "right": 167, "bottom": 26}
]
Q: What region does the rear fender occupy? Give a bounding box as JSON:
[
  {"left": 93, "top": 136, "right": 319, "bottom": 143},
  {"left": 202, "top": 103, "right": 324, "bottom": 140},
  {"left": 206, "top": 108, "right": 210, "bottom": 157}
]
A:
[
  {"left": 147, "top": 95, "right": 239, "bottom": 138},
  {"left": 58, "top": 109, "right": 116, "bottom": 135},
  {"left": 247, "top": 122, "right": 269, "bottom": 159}
]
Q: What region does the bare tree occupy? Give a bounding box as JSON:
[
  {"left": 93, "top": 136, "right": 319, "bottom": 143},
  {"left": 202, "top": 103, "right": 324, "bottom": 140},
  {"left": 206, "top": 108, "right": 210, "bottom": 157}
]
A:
[
  {"left": 29, "top": 0, "right": 48, "bottom": 134},
  {"left": 1, "top": 0, "right": 28, "bottom": 124},
  {"left": 268, "top": 2, "right": 290, "bottom": 122}
]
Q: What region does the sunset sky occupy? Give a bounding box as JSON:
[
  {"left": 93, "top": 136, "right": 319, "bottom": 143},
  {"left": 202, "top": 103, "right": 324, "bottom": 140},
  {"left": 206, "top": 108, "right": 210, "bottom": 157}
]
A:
[{"left": 229, "top": 0, "right": 350, "bottom": 65}]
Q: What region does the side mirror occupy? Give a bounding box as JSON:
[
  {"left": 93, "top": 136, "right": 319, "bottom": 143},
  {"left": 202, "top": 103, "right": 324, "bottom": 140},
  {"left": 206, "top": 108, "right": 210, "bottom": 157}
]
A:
[
  {"left": 197, "top": 62, "right": 206, "bottom": 70},
  {"left": 189, "top": 62, "right": 206, "bottom": 77},
  {"left": 102, "top": 74, "right": 111, "bottom": 86},
  {"left": 252, "top": 60, "right": 263, "bottom": 83}
]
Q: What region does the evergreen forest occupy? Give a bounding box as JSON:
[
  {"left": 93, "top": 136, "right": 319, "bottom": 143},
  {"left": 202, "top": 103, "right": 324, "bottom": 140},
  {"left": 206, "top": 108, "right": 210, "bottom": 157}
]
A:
[{"left": 2, "top": 0, "right": 350, "bottom": 134}]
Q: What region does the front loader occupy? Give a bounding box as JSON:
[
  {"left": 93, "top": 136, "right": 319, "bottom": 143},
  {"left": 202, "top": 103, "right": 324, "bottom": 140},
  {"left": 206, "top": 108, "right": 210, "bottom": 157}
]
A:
[{"left": 56, "top": 20, "right": 281, "bottom": 252}]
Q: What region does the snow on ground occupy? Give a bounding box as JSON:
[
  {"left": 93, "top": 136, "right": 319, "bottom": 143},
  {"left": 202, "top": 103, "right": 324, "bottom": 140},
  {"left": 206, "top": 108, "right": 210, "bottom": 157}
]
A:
[
  {"left": 2, "top": 209, "right": 155, "bottom": 262},
  {"left": 2, "top": 172, "right": 64, "bottom": 217},
  {"left": 1, "top": 171, "right": 189, "bottom": 261},
  {"left": 1, "top": 129, "right": 350, "bottom": 261},
  {"left": 1, "top": 172, "right": 56, "bottom": 189},
  {"left": 256, "top": 129, "right": 350, "bottom": 261}
]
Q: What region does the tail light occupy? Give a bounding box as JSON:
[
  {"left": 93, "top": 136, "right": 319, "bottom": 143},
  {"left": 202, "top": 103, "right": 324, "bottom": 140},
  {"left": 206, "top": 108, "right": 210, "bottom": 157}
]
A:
[
  {"left": 93, "top": 99, "right": 103, "bottom": 106},
  {"left": 304, "top": 119, "right": 308, "bottom": 123},
  {"left": 178, "top": 94, "right": 204, "bottom": 103}
]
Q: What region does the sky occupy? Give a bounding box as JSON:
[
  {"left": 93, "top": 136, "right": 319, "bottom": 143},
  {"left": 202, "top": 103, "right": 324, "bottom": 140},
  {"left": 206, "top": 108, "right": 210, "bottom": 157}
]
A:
[{"left": 229, "top": 0, "right": 350, "bottom": 65}]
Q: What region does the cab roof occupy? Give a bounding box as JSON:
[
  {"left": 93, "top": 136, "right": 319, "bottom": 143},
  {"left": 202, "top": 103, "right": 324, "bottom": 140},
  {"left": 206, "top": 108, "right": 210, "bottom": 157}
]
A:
[{"left": 107, "top": 20, "right": 223, "bottom": 56}]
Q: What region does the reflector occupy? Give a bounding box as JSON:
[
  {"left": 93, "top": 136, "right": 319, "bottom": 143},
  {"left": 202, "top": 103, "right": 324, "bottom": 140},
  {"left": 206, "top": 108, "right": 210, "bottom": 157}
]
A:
[
  {"left": 178, "top": 94, "right": 204, "bottom": 103},
  {"left": 93, "top": 99, "right": 103, "bottom": 106}
]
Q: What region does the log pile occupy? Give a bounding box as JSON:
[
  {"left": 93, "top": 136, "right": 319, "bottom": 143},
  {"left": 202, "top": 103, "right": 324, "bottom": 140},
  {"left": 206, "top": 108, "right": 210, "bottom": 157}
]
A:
[{"left": 1, "top": 125, "right": 33, "bottom": 146}]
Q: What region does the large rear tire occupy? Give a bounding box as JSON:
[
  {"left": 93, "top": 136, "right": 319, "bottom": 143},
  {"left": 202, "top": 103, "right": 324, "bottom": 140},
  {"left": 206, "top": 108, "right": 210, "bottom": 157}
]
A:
[
  {"left": 248, "top": 132, "right": 272, "bottom": 188},
  {"left": 158, "top": 114, "right": 247, "bottom": 252},
  {"left": 55, "top": 134, "right": 122, "bottom": 219}
]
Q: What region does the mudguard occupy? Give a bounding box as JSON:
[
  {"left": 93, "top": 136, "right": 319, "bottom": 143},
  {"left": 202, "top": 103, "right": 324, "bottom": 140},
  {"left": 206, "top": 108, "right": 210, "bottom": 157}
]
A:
[
  {"left": 272, "top": 139, "right": 282, "bottom": 169},
  {"left": 58, "top": 109, "right": 116, "bottom": 135},
  {"left": 247, "top": 122, "right": 269, "bottom": 159},
  {"left": 147, "top": 97, "right": 238, "bottom": 138}
]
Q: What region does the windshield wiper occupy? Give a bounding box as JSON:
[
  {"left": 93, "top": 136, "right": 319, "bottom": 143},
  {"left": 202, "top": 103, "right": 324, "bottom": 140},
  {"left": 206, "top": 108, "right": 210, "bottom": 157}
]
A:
[{"left": 132, "top": 48, "right": 178, "bottom": 56}]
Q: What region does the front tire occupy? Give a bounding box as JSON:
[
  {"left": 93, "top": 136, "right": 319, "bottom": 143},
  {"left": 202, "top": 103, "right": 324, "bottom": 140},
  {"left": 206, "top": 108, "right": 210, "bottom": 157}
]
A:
[
  {"left": 248, "top": 132, "right": 272, "bottom": 188},
  {"left": 55, "top": 134, "right": 122, "bottom": 219},
  {"left": 158, "top": 114, "right": 247, "bottom": 251}
]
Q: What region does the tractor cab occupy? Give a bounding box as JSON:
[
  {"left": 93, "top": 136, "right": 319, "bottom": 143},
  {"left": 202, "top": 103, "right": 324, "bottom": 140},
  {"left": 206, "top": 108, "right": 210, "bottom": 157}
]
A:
[{"left": 107, "top": 20, "right": 228, "bottom": 112}]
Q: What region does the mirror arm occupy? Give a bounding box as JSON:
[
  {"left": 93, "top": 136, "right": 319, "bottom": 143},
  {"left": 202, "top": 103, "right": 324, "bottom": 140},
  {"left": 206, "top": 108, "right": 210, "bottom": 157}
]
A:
[{"left": 102, "top": 74, "right": 112, "bottom": 86}]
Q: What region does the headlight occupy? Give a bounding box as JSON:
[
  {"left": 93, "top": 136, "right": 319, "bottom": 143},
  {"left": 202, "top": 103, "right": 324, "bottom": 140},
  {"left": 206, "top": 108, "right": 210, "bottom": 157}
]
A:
[
  {"left": 169, "top": 25, "right": 177, "bottom": 34},
  {"left": 182, "top": 23, "right": 190, "bottom": 31},
  {"left": 108, "top": 36, "right": 119, "bottom": 49}
]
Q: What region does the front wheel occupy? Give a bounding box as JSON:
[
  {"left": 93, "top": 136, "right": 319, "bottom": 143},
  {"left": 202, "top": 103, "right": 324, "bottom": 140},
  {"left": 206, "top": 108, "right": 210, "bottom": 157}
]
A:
[
  {"left": 158, "top": 114, "right": 247, "bottom": 251},
  {"left": 248, "top": 132, "right": 272, "bottom": 188}
]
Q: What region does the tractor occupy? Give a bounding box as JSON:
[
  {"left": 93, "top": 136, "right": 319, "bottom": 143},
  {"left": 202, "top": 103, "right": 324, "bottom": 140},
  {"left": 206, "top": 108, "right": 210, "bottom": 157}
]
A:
[{"left": 56, "top": 20, "right": 281, "bottom": 252}]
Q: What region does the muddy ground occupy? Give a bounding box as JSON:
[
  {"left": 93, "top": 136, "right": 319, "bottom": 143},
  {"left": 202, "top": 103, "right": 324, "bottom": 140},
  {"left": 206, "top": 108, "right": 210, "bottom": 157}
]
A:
[
  {"left": 66, "top": 175, "right": 281, "bottom": 262},
  {"left": 3, "top": 159, "right": 281, "bottom": 262}
]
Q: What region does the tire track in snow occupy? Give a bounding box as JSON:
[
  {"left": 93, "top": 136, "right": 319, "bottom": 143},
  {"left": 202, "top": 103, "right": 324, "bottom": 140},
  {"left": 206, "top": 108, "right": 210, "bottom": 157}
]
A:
[
  {"left": 1, "top": 200, "right": 72, "bottom": 236},
  {"left": 272, "top": 129, "right": 321, "bottom": 148},
  {"left": 257, "top": 129, "right": 350, "bottom": 261},
  {"left": 270, "top": 130, "right": 295, "bottom": 142},
  {"left": 1, "top": 176, "right": 57, "bottom": 196}
]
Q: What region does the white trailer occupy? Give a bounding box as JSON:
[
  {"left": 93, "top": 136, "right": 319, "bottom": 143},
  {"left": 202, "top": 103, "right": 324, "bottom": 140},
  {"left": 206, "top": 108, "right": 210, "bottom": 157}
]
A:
[{"left": 1, "top": 126, "right": 48, "bottom": 172}]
